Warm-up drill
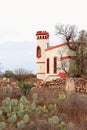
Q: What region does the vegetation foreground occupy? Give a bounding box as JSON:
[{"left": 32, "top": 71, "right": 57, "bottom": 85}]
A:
[{"left": 0, "top": 77, "right": 87, "bottom": 130}]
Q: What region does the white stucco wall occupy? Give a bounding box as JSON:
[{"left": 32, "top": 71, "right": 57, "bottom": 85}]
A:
[
  {"left": 45, "top": 44, "right": 71, "bottom": 80},
  {"left": 36, "top": 39, "right": 49, "bottom": 80}
]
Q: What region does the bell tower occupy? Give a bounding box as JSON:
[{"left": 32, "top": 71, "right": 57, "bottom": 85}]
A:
[{"left": 36, "top": 31, "right": 49, "bottom": 79}]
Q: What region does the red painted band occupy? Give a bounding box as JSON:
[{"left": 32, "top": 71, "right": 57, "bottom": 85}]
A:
[
  {"left": 45, "top": 43, "right": 66, "bottom": 51},
  {"left": 60, "top": 56, "right": 72, "bottom": 60},
  {"left": 36, "top": 62, "right": 45, "bottom": 64}
]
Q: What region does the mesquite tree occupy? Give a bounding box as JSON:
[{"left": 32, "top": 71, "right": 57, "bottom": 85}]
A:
[{"left": 55, "top": 24, "right": 87, "bottom": 77}]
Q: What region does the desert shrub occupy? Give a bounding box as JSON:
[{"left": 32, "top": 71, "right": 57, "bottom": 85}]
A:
[
  {"left": 31, "top": 101, "right": 36, "bottom": 111},
  {"left": 32, "top": 93, "right": 38, "bottom": 101},
  {"left": 79, "top": 94, "right": 87, "bottom": 99},
  {"left": 36, "top": 97, "right": 45, "bottom": 106},
  {"left": 58, "top": 92, "right": 66, "bottom": 101},
  {"left": 36, "top": 105, "right": 48, "bottom": 116},
  {"left": 60, "top": 121, "right": 67, "bottom": 130},
  {"left": 48, "top": 104, "right": 54, "bottom": 112},
  {"left": 37, "top": 119, "right": 49, "bottom": 130},
  {"left": 17, "top": 82, "right": 34, "bottom": 95},
  {"left": 67, "top": 122, "right": 75, "bottom": 130},
  {"left": 29, "top": 121, "right": 37, "bottom": 130},
  {"left": 4, "top": 70, "right": 14, "bottom": 78},
  {"left": 48, "top": 116, "right": 59, "bottom": 124},
  {"left": 59, "top": 113, "right": 66, "bottom": 122},
  {"left": 0, "top": 122, "right": 6, "bottom": 130}
]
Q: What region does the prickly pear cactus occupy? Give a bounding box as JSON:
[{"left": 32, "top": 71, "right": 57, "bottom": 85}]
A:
[
  {"left": 0, "top": 111, "right": 3, "bottom": 116},
  {"left": 29, "top": 121, "right": 37, "bottom": 130},
  {"left": 0, "top": 110, "right": 3, "bottom": 121},
  {"left": 18, "top": 103, "right": 24, "bottom": 110},
  {"left": 23, "top": 114, "right": 29, "bottom": 123},
  {"left": 60, "top": 121, "right": 67, "bottom": 130},
  {"left": 0, "top": 122, "right": 6, "bottom": 130},
  {"left": 11, "top": 99, "right": 18, "bottom": 106},
  {"left": 17, "top": 120, "right": 25, "bottom": 129},
  {"left": 20, "top": 96, "right": 30, "bottom": 106},
  {"left": 8, "top": 114, "right": 17, "bottom": 123},
  {"left": 2, "top": 97, "right": 11, "bottom": 106},
  {"left": 32, "top": 93, "right": 38, "bottom": 101},
  {"left": 48, "top": 116, "right": 59, "bottom": 124},
  {"left": 31, "top": 101, "right": 36, "bottom": 111},
  {"left": 20, "top": 96, "right": 27, "bottom": 102},
  {"left": 17, "top": 110, "right": 24, "bottom": 117},
  {"left": 58, "top": 92, "right": 66, "bottom": 101},
  {"left": 48, "top": 104, "right": 54, "bottom": 111}
]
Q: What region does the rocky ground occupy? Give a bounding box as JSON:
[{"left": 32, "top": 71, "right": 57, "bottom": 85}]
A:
[
  {"left": 34, "top": 77, "right": 87, "bottom": 94},
  {"left": 0, "top": 77, "right": 87, "bottom": 94}
]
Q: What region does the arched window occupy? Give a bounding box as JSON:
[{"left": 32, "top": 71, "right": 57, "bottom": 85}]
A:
[
  {"left": 47, "top": 58, "right": 50, "bottom": 73},
  {"left": 54, "top": 57, "right": 57, "bottom": 73},
  {"left": 36, "top": 46, "right": 41, "bottom": 58}
]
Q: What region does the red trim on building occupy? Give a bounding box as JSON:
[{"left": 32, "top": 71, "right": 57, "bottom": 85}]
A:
[
  {"left": 47, "top": 58, "right": 50, "bottom": 73},
  {"left": 58, "top": 72, "right": 67, "bottom": 78},
  {"left": 36, "top": 31, "right": 49, "bottom": 40},
  {"left": 36, "top": 46, "right": 41, "bottom": 58},
  {"left": 37, "top": 73, "right": 45, "bottom": 74},
  {"left": 36, "top": 62, "right": 45, "bottom": 64},
  {"left": 53, "top": 57, "right": 57, "bottom": 74},
  {"left": 60, "top": 56, "right": 72, "bottom": 60},
  {"left": 45, "top": 43, "right": 66, "bottom": 51}
]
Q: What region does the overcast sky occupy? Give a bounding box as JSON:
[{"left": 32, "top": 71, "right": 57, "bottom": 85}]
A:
[{"left": 0, "top": 0, "right": 87, "bottom": 73}]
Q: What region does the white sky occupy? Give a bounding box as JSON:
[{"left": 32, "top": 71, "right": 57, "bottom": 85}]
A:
[
  {"left": 0, "top": 0, "right": 87, "bottom": 72},
  {"left": 0, "top": 0, "right": 87, "bottom": 42}
]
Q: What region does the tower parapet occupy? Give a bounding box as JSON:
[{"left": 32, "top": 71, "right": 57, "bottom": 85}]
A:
[{"left": 36, "top": 31, "right": 49, "bottom": 40}]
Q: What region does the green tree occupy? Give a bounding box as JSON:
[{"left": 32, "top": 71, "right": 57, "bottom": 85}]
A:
[
  {"left": 55, "top": 24, "right": 87, "bottom": 77},
  {"left": 4, "top": 70, "right": 14, "bottom": 78}
]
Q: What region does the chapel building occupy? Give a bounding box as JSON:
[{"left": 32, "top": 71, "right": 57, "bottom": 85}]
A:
[{"left": 36, "top": 31, "right": 72, "bottom": 80}]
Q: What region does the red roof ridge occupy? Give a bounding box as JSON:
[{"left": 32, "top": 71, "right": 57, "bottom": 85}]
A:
[{"left": 45, "top": 43, "right": 67, "bottom": 51}]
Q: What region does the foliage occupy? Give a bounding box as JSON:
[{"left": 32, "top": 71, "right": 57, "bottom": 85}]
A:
[
  {"left": 31, "top": 101, "right": 36, "bottom": 111},
  {"left": 67, "top": 122, "right": 75, "bottom": 130},
  {"left": 32, "top": 93, "right": 38, "bottom": 101},
  {"left": 60, "top": 122, "right": 67, "bottom": 130},
  {"left": 36, "top": 105, "right": 48, "bottom": 116},
  {"left": 29, "top": 121, "right": 37, "bottom": 130},
  {"left": 14, "top": 68, "right": 32, "bottom": 81},
  {"left": 48, "top": 104, "right": 54, "bottom": 111},
  {"left": 58, "top": 92, "right": 66, "bottom": 101},
  {"left": 0, "top": 88, "right": 87, "bottom": 130},
  {"left": 8, "top": 114, "right": 17, "bottom": 123},
  {"left": 4, "top": 70, "right": 14, "bottom": 78},
  {"left": 56, "top": 24, "right": 87, "bottom": 77},
  {"left": 23, "top": 114, "right": 29, "bottom": 123},
  {"left": 48, "top": 116, "right": 59, "bottom": 124},
  {"left": 17, "top": 120, "right": 25, "bottom": 129},
  {"left": 0, "top": 122, "right": 6, "bottom": 130},
  {"left": 17, "top": 81, "right": 34, "bottom": 95}
]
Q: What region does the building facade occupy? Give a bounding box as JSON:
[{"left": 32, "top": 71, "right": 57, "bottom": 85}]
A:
[{"left": 36, "top": 31, "right": 72, "bottom": 80}]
